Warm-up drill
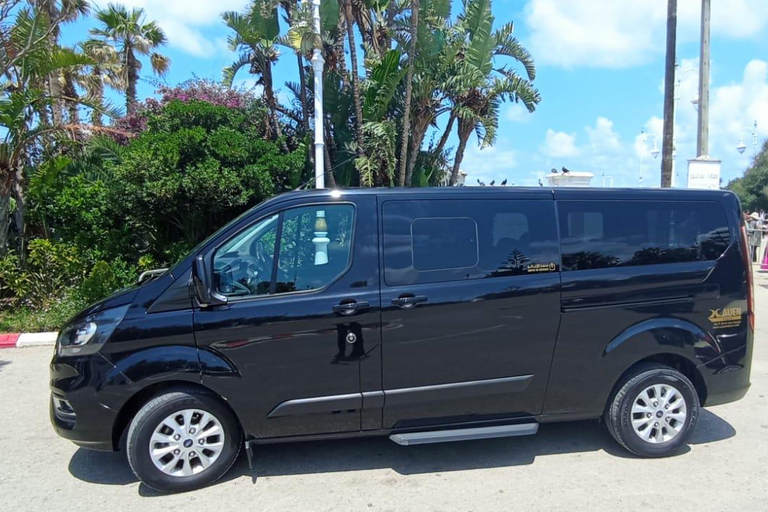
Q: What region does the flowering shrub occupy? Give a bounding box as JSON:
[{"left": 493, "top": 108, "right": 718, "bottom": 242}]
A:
[{"left": 111, "top": 79, "right": 261, "bottom": 142}]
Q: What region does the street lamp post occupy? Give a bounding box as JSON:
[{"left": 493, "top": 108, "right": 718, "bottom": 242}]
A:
[
  {"left": 311, "top": 0, "right": 325, "bottom": 189},
  {"left": 639, "top": 131, "right": 660, "bottom": 187},
  {"left": 310, "top": 0, "right": 329, "bottom": 266},
  {"left": 737, "top": 120, "right": 759, "bottom": 159}
]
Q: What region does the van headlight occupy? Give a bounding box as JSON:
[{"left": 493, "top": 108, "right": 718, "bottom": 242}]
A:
[{"left": 57, "top": 305, "right": 130, "bottom": 357}]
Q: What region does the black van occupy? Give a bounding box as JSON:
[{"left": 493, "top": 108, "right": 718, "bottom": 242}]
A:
[{"left": 51, "top": 187, "right": 753, "bottom": 492}]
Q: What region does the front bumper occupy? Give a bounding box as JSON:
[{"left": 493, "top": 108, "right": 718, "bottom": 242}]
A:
[{"left": 50, "top": 354, "right": 130, "bottom": 452}]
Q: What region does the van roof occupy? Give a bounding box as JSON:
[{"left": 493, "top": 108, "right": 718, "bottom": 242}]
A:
[{"left": 268, "top": 186, "right": 738, "bottom": 204}]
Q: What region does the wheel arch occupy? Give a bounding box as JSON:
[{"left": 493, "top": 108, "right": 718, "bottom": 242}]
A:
[
  {"left": 111, "top": 381, "right": 242, "bottom": 451},
  {"left": 605, "top": 353, "right": 708, "bottom": 416}
]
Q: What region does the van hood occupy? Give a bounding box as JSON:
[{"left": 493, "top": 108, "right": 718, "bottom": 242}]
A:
[{"left": 69, "top": 285, "right": 140, "bottom": 323}]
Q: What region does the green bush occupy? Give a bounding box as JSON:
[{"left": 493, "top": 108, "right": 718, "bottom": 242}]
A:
[
  {"left": 5, "top": 82, "right": 306, "bottom": 333},
  {"left": 0, "top": 295, "right": 86, "bottom": 333},
  {"left": 28, "top": 173, "right": 134, "bottom": 262},
  {"left": 0, "top": 252, "right": 28, "bottom": 307},
  {"left": 0, "top": 240, "right": 87, "bottom": 310},
  {"left": 76, "top": 259, "right": 138, "bottom": 305},
  {"left": 112, "top": 99, "right": 303, "bottom": 254}
]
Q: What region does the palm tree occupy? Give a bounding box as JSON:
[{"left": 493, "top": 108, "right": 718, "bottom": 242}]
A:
[
  {"left": 222, "top": 1, "right": 288, "bottom": 152},
  {"left": 400, "top": 0, "right": 455, "bottom": 186},
  {"left": 447, "top": 0, "right": 540, "bottom": 185},
  {"left": 1, "top": 6, "right": 95, "bottom": 255},
  {"left": 77, "top": 39, "right": 124, "bottom": 126},
  {"left": 342, "top": 0, "right": 366, "bottom": 185},
  {"left": 91, "top": 4, "right": 170, "bottom": 114},
  {"left": 32, "top": 0, "right": 89, "bottom": 125},
  {"left": 396, "top": 0, "right": 418, "bottom": 187}
]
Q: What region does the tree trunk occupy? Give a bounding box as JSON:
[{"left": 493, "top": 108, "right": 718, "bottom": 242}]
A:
[
  {"left": 297, "top": 55, "right": 310, "bottom": 135},
  {"left": 90, "top": 68, "right": 104, "bottom": 126},
  {"left": 50, "top": 74, "right": 64, "bottom": 125},
  {"left": 405, "top": 113, "right": 432, "bottom": 186},
  {"left": 449, "top": 117, "right": 472, "bottom": 186},
  {"left": 344, "top": 0, "right": 366, "bottom": 185},
  {"left": 334, "top": 14, "right": 349, "bottom": 89},
  {"left": 63, "top": 71, "right": 80, "bottom": 125},
  {"left": 397, "top": 0, "right": 418, "bottom": 187},
  {"left": 0, "top": 192, "right": 9, "bottom": 256},
  {"left": 323, "top": 119, "right": 336, "bottom": 188},
  {"left": 660, "top": 0, "right": 677, "bottom": 188},
  {"left": 12, "top": 169, "right": 25, "bottom": 261},
  {"left": 126, "top": 50, "right": 139, "bottom": 115},
  {"left": 263, "top": 62, "right": 291, "bottom": 154},
  {"left": 435, "top": 110, "right": 456, "bottom": 156}
]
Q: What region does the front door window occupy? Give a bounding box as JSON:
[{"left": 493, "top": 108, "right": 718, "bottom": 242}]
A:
[{"left": 213, "top": 205, "right": 355, "bottom": 299}]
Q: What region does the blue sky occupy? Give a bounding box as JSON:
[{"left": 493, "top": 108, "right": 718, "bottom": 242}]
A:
[{"left": 60, "top": 0, "right": 768, "bottom": 188}]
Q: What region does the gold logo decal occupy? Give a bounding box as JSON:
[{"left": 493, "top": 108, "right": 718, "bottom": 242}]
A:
[
  {"left": 708, "top": 307, "right": 742, "bottom": 329},
  {"left": 527, "top": 262, "right": 558, "bottom": 273}
]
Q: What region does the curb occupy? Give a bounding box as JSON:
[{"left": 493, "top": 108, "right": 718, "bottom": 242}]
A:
[{"left": 0, "top": 332, "right": 57, "bottom": 349}]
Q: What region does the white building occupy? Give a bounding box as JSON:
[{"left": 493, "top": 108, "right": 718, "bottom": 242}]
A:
[
  {"left": 442, "top": 170, "right": 467, "bottom": 186},
  {"left": 544, "top": 170, "right": 594, "bottom": 187}
]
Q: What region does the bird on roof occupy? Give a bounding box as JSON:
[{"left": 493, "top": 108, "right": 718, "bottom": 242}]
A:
[
  {"left": 538, "top": 179, "right": 543, "bottom": 187},
  {"left": 477, "top": 179, "right": 485, "bottom": 186},
  {"left": 550, "top": 167, "right": 558, "bottom": 173},
  {"left": 562, "top": 166, "right": 571, "bottom": 174},
  {"left": 500, "top": 179, "right": 507, "bottom": 186},
  {"left": 489, "top": 180, "right": 495, "bottom": 186}
]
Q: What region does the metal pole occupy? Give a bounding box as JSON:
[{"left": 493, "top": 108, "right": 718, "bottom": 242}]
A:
[
  {"left": 660, "top": 0, "right": 677, "bottom": 188},
  {"left": 696, "top": 0, "right": 711, "bottom": 157},
  {"left": 672, "top": 60, "right": 678, "bottom": 188},
  {"left": 311, "top": 0, "right": 325, "bottom": 189},
  {"left": 753, "top": 120, "right": 759, "bottom": 159}
]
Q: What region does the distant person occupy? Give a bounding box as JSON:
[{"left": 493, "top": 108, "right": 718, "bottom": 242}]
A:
[{"left": 748, "top": 212, "right": 761, "bottom": 262}]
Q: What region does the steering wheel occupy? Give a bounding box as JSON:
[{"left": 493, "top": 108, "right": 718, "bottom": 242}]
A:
[
  {"left": 215, "top": 260, "right": 256, "bottom": 297},
  {"left": 228, "top": 279, "right": 252, "bottom": 296}
]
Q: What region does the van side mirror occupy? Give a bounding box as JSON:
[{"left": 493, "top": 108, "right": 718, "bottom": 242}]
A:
[{"left": 191, "top": 255, "right": 227, "bottom": 307}]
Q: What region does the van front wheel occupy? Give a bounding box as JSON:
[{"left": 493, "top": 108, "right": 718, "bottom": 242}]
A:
[
  {"left": 605, "top": 364, "right": 699, "bottom": 458},
  {"left": 126, "top": 389, "right": 242, "bottom": 493}
]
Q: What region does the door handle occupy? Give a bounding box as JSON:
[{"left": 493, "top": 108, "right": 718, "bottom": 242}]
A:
[
  {"left": 333, "top": 300, "right": 370, "bottom": 316},
  {"left": 391, "top": 294, "right": 428, "bottom": 308}
]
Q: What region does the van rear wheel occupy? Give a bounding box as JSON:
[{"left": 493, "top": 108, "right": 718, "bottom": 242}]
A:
[
  {"left": 126, "top": 389, "right": 242, "bottom": 493},
  {"left": 605, "top": 364, "right": 699, "bottom": 458}
]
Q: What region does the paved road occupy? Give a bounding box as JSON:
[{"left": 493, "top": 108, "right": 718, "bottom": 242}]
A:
[{"left": 1, "top": 276, "right": 767, "bottom": 512}]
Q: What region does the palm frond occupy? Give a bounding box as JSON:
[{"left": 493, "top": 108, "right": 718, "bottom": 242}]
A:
[{"left": 222, "top": 53, "right": 254, "bottom": 87}]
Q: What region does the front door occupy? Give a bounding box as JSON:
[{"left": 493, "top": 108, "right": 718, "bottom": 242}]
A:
[
  {"left": 195, "top": 195, "right": 381, "bottom": 439},
  {"left": 379, "top": 195, "right": 561, "bottom": 429}
]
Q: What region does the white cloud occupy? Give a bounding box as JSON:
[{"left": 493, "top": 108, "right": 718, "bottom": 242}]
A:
[
  {"left": 524, "top": 0, "right": 768, "bottom": 69},
  {"left": 634, "top": 116, "right": 663, "bottom": 159},
  {"left": 461, "top": 139, "right": 518, "bottom": 185},
  {"left": 635, "top": 58, "right": 768, "bottom": 185},
  {"left": 586, "top": 117, "right": 621, "bottom": 153},
  {"left": 708, "top": 59, "right": 768, "bottom": 171},
  {"left": 111, "top": 0, "right": 247, "bottom": 57},
  {"left": 541, "top": 129, "right": 580, "bottom": 158},
  {"left": 505, "top": 102, "right": 534, "bottom": 123}
]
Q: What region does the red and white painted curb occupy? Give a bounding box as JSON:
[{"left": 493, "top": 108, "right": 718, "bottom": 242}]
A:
[{"left": 0, "top": 332, "right": 57, "bottom": 349}]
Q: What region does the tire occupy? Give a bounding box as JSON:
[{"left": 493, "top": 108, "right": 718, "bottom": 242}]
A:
[
  {"left": 126, "top": 389, "right": 242, "bottom": 493},
  {"left": 605, "top": 364, "right": 700, "bottom": 458}
]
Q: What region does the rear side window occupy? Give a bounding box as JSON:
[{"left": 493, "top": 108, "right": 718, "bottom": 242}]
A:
[
  {"left": 558, "top": 200, "right": 731, "bottom": 271},
  {"left": 383, "top": 200, "right": 559, "bottom": 286},
  {"left": 412, "top": 217, "right": 479, "bottom": 271}
]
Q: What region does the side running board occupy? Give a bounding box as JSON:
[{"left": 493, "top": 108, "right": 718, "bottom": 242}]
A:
[{"left": 389, "top": 423, "right": 539, "bottom": 446}]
